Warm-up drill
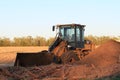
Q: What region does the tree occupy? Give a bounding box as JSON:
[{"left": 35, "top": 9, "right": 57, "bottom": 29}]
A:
[
  {"left": 0, "top": 37, "right": 11, "bottom": 46},
  {"left": 0, "top": 35, "right": 119, "bottom": 46},
  {"left": 85, "top": 35, "right": 112, "bottom": 45},
  {"left": 46, "top": 37, "right": 55, "bottom": 46},
  {"left": 33, "top": 36, "right": 47, "bottom": 46}
]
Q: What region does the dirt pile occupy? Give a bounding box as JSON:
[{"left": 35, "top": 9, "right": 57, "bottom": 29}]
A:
[
  {"left": 0, "top": 63, "right": 120, "bottom": 80},
  {"left": 0, "top": 40, "right": 120, "bottom": 79},
  {"left": 81, "top": 40, "right": 120, "bottom": 67}
]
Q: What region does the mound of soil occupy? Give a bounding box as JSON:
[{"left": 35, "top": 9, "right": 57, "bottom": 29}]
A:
[
  {"left": 0, "top": 40, "right": 120, "bottom": 79},
  {"left": 81, "top": 40, "right": 120, "bottom": 67},
  {"left": 0, "top": 63, "right": 120, "bottom": 80}
]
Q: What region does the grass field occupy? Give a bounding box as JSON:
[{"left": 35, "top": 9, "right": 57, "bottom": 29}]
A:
[{"left": 0, "top": 46, "right": 48, "bottom": 66}]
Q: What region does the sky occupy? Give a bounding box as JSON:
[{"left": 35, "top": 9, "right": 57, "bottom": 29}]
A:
[{"left": 0, "top": 0, "right": 120, "bottom": 39}]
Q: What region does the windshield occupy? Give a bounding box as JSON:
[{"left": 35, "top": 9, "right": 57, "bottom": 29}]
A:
[
  {"left": 59, "top": 26, "right": 75, "bottom": 42},
  {"left": 59, "top": 25, "right": 84, "bottom": 48}
]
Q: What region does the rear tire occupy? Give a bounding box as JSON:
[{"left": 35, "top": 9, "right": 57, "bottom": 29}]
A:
[{"left": 61, "top": 51, "right": 80, "bottom": 64}]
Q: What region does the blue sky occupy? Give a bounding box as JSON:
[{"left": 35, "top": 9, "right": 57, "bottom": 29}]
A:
[{"left": 0, "top": 0, "right": 120, "bottom": 39}]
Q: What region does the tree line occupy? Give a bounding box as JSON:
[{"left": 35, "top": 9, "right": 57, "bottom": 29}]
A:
[
  {"left": 0, "top": 35, "right": 119, "bottom": 46},
  {"left": 0, "top": 36, "right": 54, "bottom": 46},
  {"left": 85, "top": 35, "right": 120, "bottom": 45}
]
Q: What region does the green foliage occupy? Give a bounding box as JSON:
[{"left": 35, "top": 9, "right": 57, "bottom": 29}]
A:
[
  {"left": 13, "top": 36, "right": 33, "bottom": 46},
  {"left": 0, "top": 37, "right": 11, "bottom": 46},
  {"left": 85, "top": 35, "right": 119, "bottom": 45},
  {"left": 0, "top": 36, "right": 55, "bottom": 46},
  {"left": 47, "top": 37, "right": 55, "bottom": 46},
  {"left": 0, "top": 35, "right": 119, "bottom": 46},
  {"left": 33, "top": 36, "right": 47, "bottom": 46}
]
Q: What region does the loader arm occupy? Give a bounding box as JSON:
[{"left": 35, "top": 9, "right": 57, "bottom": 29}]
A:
[{"left": 48, "top": 36, "right": 63, "bottom": 52}]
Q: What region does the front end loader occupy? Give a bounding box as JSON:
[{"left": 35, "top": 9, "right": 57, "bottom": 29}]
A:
[{"left": 14, "top": 23, "right": 94, "bottom": 67}]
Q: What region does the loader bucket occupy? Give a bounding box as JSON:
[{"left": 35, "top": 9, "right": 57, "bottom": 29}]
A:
[{"left": 14, "top": 51, "right": 54, "bottom": 67}]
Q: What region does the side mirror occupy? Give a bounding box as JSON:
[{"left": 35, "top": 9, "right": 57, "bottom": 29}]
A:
[{"left": 52, "top": 26, "right": 55, "bottom": 31}]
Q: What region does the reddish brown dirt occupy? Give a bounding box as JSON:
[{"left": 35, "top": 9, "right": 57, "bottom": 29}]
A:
[
  {"left": 0, "top": 63, "right": 120, "bottom": 80},
  {"left": 80, "top": 40, "right": 120, "bottom": 67},
  {"left": 0, "top": 40, "right": 120, "bottom": 80}
]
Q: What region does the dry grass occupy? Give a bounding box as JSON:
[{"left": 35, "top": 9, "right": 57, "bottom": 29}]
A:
[{"left": 0, "top": 46, "right": 48, "bottom": 65}]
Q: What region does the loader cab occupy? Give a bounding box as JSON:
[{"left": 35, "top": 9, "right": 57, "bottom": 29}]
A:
[{"left": 55, "top": 24, "right": 85, "bottom": 48}]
